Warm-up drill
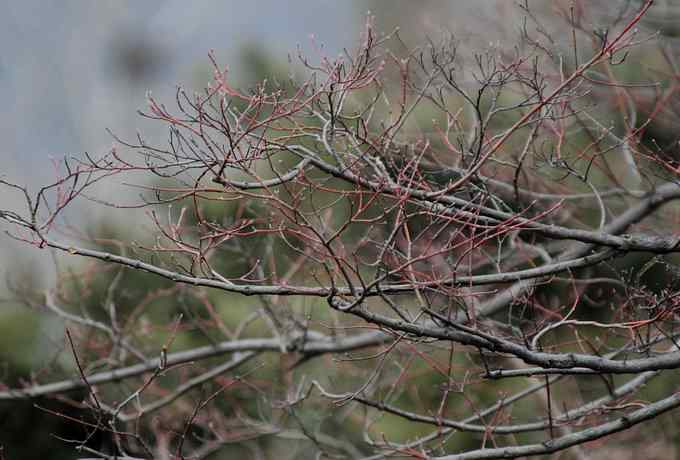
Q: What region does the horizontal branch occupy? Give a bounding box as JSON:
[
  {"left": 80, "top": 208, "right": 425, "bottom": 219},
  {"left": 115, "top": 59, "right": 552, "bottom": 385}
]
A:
[
  {"left": 331, "top": 359, "right": 664, "bottom": 436},
  {"left": 0, "top": 330, "right": 390, "bottom": 400},
  {"left": 294, "top": 148, "right": 680, "bottom": 252},
  {"left": 41, "top": 240, "right": 616, "bottom": 298}
]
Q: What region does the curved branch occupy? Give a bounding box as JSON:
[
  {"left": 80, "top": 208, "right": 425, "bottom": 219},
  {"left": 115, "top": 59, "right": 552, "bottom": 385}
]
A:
[
  {"left": 331, "top": 298, "right": 680, "bottom": 374},
  {"left": 433, "top": 391, "right": 680, "bottom": 460}
]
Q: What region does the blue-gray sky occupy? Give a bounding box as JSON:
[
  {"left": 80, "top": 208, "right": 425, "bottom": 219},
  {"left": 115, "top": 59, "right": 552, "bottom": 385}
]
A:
[{"left": 0, "top": 1, "right": 355, "bottom": 183}]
